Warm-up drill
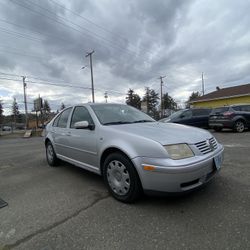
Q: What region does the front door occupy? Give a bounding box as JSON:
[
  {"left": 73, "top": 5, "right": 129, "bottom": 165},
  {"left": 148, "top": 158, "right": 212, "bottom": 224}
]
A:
[{"left": 67, "top": 106, "right": 98, "bottom": 170}]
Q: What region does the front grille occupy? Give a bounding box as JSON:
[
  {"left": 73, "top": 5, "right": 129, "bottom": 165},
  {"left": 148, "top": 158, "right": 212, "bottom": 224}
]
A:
[{"left": 195, "top": 137, "right": 218, "bottom": 155}]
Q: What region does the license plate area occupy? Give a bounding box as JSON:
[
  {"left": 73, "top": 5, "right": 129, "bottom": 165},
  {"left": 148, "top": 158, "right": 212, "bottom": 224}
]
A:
[{"left": 214, "top": 153, "right": 223, "bottom": 170}]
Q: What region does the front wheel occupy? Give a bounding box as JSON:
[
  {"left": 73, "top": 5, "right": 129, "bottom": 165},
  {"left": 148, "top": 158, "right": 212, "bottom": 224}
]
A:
[
  {"left": 103, "top": 153, "right": 142, "bottom": 203},
  {"left": 233, "top": 120, "right": 245, "bottom": 133}
]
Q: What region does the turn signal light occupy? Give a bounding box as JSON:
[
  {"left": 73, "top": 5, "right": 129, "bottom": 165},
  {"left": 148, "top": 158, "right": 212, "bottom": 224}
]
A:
[{"left": 143, "top": 165, "right": 156, "bottom": 171}]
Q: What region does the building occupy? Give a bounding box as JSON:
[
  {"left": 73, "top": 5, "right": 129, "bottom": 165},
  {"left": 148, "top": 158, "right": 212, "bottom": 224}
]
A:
[{"left": 190, "top": 83, "right": 250, "bottom": 108}]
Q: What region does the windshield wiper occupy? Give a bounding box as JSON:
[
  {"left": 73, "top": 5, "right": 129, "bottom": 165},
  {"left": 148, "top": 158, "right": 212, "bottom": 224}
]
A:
[
  {"left": 103, "top": 121, "right": 132, "bottom": 125},
  {"left": 132, "top": 120, "right": 154, "bottom": 123}
]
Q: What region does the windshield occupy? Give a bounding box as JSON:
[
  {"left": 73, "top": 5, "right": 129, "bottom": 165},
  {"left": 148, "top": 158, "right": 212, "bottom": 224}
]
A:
[
  {"left": 90, "top": 104, "right": 155, "bottom": 125},
  {"left": 167, "top": 110, "right": 186, "bottom": 120}
]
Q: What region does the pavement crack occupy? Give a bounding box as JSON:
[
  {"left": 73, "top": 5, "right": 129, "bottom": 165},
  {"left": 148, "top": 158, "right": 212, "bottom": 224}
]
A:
[{"left": 3, "top": 193, "right": 110, "bottom": 250}]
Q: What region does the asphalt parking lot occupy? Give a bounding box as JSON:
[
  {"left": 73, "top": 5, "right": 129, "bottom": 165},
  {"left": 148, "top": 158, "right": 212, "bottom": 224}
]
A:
[{"left": 0, "top": 131, "right": 249, "bottom": 250}]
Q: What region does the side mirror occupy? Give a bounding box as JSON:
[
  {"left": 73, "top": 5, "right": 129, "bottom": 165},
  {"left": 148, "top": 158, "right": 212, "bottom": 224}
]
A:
[
  {"left": 180, "top": 114, "right": 185, "bottom": 119},
  {"left": 74, "top": 121, "right": 95, "bottom": 130}
]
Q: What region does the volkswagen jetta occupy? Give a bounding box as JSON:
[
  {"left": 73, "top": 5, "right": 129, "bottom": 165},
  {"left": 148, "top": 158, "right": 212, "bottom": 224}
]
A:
[{"left": 45, "top": 103, "right": 224, "bottom": 203}]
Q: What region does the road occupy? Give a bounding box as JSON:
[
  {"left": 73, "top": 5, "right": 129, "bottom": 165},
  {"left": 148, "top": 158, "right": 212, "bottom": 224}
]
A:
[{"left": 0, "top": 132, "right": 249, "bottom": 250}]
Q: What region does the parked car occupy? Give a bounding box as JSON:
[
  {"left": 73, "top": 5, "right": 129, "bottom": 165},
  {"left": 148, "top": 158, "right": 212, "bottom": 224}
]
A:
[
  {"left": 45, "top": 103, "right": 224, "bottom": 203},
  {"left": 209, "top": 104, "right": 250, "bottom": 132},
  {"left": 159, "top": 108, "right": 212, "bottom": 128},
  {"left": 2, "top": 126, "right": 11, "bottom": 131}
]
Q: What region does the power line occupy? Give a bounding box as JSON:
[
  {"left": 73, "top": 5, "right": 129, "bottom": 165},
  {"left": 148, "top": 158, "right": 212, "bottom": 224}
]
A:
[
  {"left": 0, "top": 74, "right": 127, "bottom": 95},
  {"left": 0, "top": 26, "right": 43, "bottom": 43},
  {"left": 0, "top": 77, "right": 91, "bottom": 90},
  {"left": 0, "top": 5, "right": 160, "bottom": 77},
  {"left": 0, "top": 45, "right": 49, "bottom": 60},
  {"left": 0, "top": 71, "right": 76, "bottom": 84},
  {"left": 0, "top": 18, "right": 74, "bottom": 45},
  {"left": 24, "top": 0, "right": 143, "bottom": 56},
  {"left": 9, "top": 0, "right": 139, "bottom": 58},
  {"left": 48, "top": 0, "right": 137, "bottom": 50}
]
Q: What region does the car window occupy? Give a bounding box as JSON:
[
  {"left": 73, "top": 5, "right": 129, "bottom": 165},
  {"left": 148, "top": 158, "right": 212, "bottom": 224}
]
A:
[
  {"left": 240, "top": 105, "right": 250, "bottom": 112},
  {"left": 232, "top": 106, "right": 242, "bottom": 111},
  {"left": 91, "top": 104, "right": 154, "bottom": 125},
  {"left": 182, "top": 110, "right": 192, "bottom": 118},
  {"left": 211, "top": 107, "right": 229, "bottom": 114},
  {"left": 53, "top": 114, "right": 61, "bottom": 127},
  {"left": 57, "top": 108, "right": 72, "bottom": 128},
  {"left": 167, "top": 110, "right": 185, "bottom": 120},
  {"left": 159, "top": 117, "right": 169, "bottom": 122},
  {"left": 70, "top": 106, "right": 94, "bottom": 128},
  {"left": 192, "top": 109, "right": 211, "bottom": 116}
]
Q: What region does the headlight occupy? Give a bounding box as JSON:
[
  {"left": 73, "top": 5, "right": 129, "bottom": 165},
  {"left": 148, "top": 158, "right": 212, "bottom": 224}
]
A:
[{"left": 164, "top": 144, "right": 194, "bottom": 160}]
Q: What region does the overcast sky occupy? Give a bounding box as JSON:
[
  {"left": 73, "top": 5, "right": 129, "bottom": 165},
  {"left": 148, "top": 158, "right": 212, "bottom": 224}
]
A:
[{"left": 0, "top": 0, "right": 250, "bottom": 113}]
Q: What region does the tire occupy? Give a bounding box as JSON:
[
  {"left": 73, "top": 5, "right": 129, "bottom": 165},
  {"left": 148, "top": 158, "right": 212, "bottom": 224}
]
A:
[
  {"left": 103, "top": 153, "right": 142, "bottom": 203},
  {"left": 233, "top": 120, "right": 245, "bottom": 133},
  {"left": 214, "top": 127, "right": 222, "bottom": 132},
  {"left": 46, "top": 141, "right": 59, "bottom": 167}
]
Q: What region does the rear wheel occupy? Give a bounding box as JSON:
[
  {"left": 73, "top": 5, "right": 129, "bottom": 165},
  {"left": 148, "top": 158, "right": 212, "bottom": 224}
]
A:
[
  {"left": 233, "top": 120, "right": 245, "bottom": 133},
  {"left": 103, "top": 153, "right": 142, "bottom": 203},
  {"left": 46, "top": 141, "right": 59, "bottom": 166},
  {"left": 214, "top": 127, "right": 222, "bottom": 132}
]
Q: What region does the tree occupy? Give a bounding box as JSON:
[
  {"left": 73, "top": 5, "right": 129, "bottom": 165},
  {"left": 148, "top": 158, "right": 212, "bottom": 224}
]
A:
[
  {"left": 162, "top": 93, "right": 177, "bottom": 110},
  {"left": 186, "top": 91, "right": 201, "bottom": 108},
  {"left": 12, "top": 98, "right": 20, "bottom": 125},
  {"left": 126, "top": 89, "right": 141, "bottom": 109},
  {"left": 60, "top": 103, "right": 65, "bottom": 110},
  {"left": 43, "top": 99, "right": 51, "bottom": 121},
  {"left": 43, "top": 99, "right": 51, "bottom": 113},
  {"left": 0, "top": 100, "right": 3, "bottom": 124},
  {"left": 143, "top": 87, "right": 159, "bottom": 119},
  {"left": 34, "top": 97, "right": 43, "bottom": 112}
]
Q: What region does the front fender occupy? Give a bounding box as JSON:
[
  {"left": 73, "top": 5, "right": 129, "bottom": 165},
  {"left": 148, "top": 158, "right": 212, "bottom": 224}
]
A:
[{"left": 99, "top": 133, "right": 168, "bottom": 160}]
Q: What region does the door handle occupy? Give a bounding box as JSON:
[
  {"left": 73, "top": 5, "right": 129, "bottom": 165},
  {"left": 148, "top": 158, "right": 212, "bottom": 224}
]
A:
[{"left": 66, "top": 132, "right": 71, "bottom": 136}]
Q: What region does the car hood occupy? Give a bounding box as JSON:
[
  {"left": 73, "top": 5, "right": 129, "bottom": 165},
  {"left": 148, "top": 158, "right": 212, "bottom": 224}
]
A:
[{"left": 109, "top": 122, "right": 212, "bottom": 145}]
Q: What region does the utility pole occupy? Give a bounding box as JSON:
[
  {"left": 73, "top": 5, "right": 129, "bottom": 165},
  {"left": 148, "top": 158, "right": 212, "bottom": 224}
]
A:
[
  {"left": 104, "top": 92, "right": 108, "bottom": 103},
  {"left": 22, "top": 76, "right": 28, "bottom": 130},
  {"left": 85, "top": 50, "right": 95, "bottom": 103},
  {"left": 13, "top": 97, "right": 16, "bottom": 128},
  {"left": 158, "top": 75, "right": 166, "bottom": 118},
  {"left": 202, "top": 72, "right": 205, "bottom": 96}
]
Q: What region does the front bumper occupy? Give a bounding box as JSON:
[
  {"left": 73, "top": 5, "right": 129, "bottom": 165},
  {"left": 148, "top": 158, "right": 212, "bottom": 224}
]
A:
[{"left": 132, "top": 146, "right": 224, "bottom": 193}]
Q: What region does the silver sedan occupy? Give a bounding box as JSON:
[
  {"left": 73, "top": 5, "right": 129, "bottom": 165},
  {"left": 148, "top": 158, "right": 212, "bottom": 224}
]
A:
[{"left": 45, "top": 103, "right": 224, "bottom": 203}]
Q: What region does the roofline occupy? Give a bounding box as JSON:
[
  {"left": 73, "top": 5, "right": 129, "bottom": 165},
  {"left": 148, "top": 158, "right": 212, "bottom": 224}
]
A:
[{"left": 190, "top": 93, "right": 250, "bottom": 103}]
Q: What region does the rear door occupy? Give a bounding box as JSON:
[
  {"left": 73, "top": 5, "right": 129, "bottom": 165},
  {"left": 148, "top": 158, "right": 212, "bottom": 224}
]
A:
[
  {"left": 209, "top": 107, "right": 229, "bottom": 121},
  {"left": 241, "top": 105, "right": 250, "bottom": 126},
  {"left": 52, "top": 108, "right": 73, "bottom": 157}
]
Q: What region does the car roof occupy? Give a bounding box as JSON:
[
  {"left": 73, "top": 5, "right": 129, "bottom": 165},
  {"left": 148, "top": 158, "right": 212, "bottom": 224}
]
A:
[
  {"left": 74, "top": 103, "right": 125, "bottom": 107},
  {"left": 212, "top": 104, "right": 250, "bottom": 109},
  {"left": 230, "top": 103, "right": 250, "bottom": 107}
]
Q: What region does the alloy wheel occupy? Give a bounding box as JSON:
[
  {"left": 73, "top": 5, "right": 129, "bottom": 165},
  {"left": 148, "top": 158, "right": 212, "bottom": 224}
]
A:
[{"left": 235, "top": 121, "right": 245, "bottom": 133}]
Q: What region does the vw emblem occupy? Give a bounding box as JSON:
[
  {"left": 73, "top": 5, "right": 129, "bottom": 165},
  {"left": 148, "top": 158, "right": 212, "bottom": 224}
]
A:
[{"left": 206, "top": 139, "right": 214, "bottom": 151}]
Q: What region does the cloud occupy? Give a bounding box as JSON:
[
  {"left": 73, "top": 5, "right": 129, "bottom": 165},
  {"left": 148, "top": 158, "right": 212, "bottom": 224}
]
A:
[{"left": 0, "top": 0, "right": 250, "bottom": 114}]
